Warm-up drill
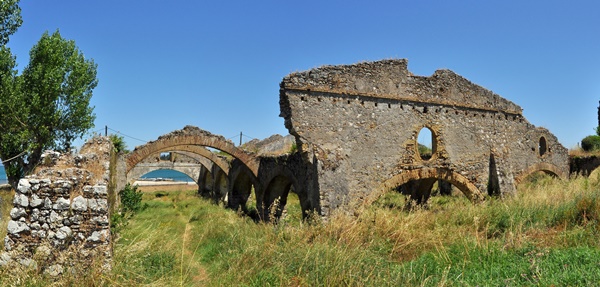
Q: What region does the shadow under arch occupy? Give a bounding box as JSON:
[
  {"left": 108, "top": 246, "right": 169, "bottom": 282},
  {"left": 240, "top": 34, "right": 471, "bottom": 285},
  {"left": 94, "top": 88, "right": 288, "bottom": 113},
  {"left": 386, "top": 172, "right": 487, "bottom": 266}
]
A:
[
  {"left": 259, "top": 169, "right": 306, "bottom": 222},
  {"left": 514, "top": 162, "right": 567, "bottom": 185},
  {"left": 371, "top": 167, "right": 485, "bottom": 205},
  {"left": 228, "top": 160, "right": 261, "bottom": 213}
]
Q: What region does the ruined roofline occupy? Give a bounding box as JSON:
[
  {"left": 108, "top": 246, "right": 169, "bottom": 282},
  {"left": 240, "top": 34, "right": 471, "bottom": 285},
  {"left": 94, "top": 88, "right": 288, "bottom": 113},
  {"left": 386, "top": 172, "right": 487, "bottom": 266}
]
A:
[{"left": 281, "top": 59, "right": 523, "bottom": 115}]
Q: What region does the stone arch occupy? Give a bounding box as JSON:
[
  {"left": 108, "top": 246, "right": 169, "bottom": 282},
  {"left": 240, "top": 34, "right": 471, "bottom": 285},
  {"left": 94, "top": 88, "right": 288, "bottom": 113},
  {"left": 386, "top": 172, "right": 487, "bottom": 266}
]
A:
[
  {"left": 130, "top": 145, "right": 231, "bottom": 175},
  {"left": 260, "top": 169, "right": 306, "bottom": 221},
  {"left": 228, "top": 161, "right": 260, "bottom": 212},
  {"left": 515, "top": 162, "right": 567, "bottom": 184},
  {"left": 126, "top": 149, "right": 218, "bottom": 184},
  {"left": 126, "top": 133, "right": 258, "bottom": 176},
  {"left": 373, "top": 167, "right": 484, "bottom": 204}
]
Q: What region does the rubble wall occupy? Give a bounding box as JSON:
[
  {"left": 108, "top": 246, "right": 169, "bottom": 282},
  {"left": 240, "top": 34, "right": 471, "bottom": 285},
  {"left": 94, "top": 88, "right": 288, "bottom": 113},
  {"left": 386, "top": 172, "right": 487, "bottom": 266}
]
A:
[{"left": 1, "top": 137, "right": 115, "bottom": 273}]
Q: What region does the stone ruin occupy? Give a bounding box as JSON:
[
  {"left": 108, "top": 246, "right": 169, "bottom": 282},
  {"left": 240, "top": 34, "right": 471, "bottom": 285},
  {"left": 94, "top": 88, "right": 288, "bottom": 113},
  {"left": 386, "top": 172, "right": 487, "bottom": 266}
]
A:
[
  {"left": 0, "top": 137, "right": 116, "bottom": 275},
  {"left": 0, "top": 59, "right": 572, "bottom": 272},
  {"left": 279, "top": 59, "right": 569, "bottom": 214}
]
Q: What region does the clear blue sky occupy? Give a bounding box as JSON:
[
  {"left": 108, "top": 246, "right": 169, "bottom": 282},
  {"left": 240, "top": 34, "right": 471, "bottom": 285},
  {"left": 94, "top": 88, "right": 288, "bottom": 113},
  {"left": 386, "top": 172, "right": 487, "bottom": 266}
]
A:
[{"left": 6, "top": 0, "right": 600, "bottom": 150}]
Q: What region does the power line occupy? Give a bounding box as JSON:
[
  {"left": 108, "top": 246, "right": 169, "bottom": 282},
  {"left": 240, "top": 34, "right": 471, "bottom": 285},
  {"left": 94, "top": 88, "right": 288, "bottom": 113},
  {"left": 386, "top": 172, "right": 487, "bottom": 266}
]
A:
[
  {"left": 242, "top": 133, "right": 256, "bottom": 140},
  {"left": 106, "top": 127, "right": 148, "bottom": 143}
]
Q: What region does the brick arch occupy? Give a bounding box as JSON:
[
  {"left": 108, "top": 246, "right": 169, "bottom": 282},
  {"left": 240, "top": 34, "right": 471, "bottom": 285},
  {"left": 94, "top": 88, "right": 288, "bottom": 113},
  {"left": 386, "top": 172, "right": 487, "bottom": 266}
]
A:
[
  {"left": 227, "top": 161, "right": 260, "bottom": 211},
  {"left": 126, "top": 134, "right": 258, "bottom": 176},
  {"left": 126, "top": 149, "right": 220, "bottom": 184},
  {"left": 514, "top": 162, "right": 567, "bottom": 184},
  {"left": 374, "top": 167, "right": 484, "bottom": 203},
  {"left": 147, "top": 145, "right": 230, "bottom": 175},
  {"left": 259, "top": 168, "right": 305, "bottom": 221}
]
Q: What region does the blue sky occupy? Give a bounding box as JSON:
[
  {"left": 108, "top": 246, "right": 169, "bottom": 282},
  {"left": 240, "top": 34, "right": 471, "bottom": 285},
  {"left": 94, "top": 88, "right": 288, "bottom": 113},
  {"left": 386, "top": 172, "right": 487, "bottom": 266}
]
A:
[{"left": 6, "top": 0, "right": 600, "bottom": 151}]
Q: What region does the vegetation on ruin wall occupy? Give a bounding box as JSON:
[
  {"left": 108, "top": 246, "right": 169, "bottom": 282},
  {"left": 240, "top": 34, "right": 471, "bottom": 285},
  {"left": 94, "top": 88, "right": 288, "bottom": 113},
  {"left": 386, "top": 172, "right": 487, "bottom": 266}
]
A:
[{"left": 2, "top": 174, "right": 600, "bottom": 285}]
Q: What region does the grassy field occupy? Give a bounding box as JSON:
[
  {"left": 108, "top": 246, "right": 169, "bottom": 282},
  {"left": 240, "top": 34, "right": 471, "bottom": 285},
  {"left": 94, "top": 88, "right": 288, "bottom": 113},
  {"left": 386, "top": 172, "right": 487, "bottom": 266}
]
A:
[{"left": 1, "top": 173, "right": 600, "bottom": 286}]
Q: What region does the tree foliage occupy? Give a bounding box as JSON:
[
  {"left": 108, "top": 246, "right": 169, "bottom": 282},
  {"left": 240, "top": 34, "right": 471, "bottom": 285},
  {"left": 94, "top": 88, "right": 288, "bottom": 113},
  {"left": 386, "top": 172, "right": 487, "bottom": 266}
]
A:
[
  {"left": 0, "top": 0, "right": 22, "bottom": 46},
  {"left": 581, "top": 135, "right": 600, "bottom": 152},
  {"left": 0, "top": 30, "right": 98, "bottom": 187},
  {"left": 109, "top": 134, "right": 129, "bottom": 153}
]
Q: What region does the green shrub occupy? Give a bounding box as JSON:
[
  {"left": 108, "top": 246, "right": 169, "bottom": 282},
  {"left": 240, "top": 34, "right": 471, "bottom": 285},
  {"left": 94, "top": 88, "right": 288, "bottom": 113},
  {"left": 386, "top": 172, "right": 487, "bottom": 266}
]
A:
[
  {"left": 120, "top": 183, "right": 143, "bottom": 214},
  {"left": 418, "top": 143, "right": 432, "bottom": 159},
  {"left": 581, "top": 135, "right": 600, "bottom": 151}
]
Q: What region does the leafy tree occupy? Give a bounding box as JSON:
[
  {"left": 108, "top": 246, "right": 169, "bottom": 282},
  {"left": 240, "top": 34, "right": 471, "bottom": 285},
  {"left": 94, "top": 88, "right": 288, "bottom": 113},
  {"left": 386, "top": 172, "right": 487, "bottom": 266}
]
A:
[
  {"left": 0, "top": 30, "right": 98, "bottom": 187},
  {"left": 581, "top": 135, "right": 600, "bottom": 152},
  {"left": 109, "top": 134, "right": 129, "bottom": 153},
  {"left": 0, "top": 0, "right": 22, "bottom": 46}
]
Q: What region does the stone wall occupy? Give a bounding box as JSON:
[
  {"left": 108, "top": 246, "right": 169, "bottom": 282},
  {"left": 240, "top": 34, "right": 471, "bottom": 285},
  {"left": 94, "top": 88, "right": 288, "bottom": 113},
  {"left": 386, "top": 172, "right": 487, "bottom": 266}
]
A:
[
  {"left": 1, "top": 136, "right": 115, "bottom": 274},
  {"left": 280, "top": 59, "right": 569, "bottom": 215}
]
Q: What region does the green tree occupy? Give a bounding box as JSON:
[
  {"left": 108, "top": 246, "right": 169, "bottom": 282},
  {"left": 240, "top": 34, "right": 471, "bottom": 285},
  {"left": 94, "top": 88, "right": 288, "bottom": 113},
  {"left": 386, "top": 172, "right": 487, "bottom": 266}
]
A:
[
  {"left": 0, "top": 0, "right": 22, "bottom": 46},
  {"left": 0, "top": 30, "right": 98, "bottom": 187},
  {"left": 109, "top": 134, "right": 129, "bottom": 153}
]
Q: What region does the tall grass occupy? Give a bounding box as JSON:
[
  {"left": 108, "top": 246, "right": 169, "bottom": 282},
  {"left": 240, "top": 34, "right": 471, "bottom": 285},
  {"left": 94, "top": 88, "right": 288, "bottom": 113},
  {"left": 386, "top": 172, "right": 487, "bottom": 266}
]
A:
[{"left": 1, "top": 173, "right": 600, "bottom": 286}]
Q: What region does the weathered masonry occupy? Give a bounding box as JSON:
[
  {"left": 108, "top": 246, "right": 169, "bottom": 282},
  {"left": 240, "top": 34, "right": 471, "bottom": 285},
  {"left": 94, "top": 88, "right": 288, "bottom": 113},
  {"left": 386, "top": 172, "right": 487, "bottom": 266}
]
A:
[
  {"left": 279, "top": 59, "right": 569, "bottom": 215},
  {"left": 2, "top": 137, "right": 115, "bottom": 273},
  {"left": 121, "top": 126, "right": 319, "bottom": 221}
]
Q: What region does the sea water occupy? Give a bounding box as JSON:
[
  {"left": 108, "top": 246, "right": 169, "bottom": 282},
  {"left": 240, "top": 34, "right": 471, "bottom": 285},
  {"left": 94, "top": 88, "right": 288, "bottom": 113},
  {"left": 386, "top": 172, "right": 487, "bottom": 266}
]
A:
[
  {"left": 0, "top": 165, "right": 193, "bottom": 184},
  {"left": 139, "top": 169, "right": 195, "bottom": 182},
  {"left": 0, "top": 165, "right": 7, "bottom": 185}
]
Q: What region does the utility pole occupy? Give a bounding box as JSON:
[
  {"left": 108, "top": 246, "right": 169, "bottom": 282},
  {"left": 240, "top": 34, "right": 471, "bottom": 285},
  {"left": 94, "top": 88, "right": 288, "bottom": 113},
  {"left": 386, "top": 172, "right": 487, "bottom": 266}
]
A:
[
  {"left": 105, "top": 125, "right": 108, "bottom": 137},
  {"left": 239, "top": 132, "right": 242, "bottom": 146}
]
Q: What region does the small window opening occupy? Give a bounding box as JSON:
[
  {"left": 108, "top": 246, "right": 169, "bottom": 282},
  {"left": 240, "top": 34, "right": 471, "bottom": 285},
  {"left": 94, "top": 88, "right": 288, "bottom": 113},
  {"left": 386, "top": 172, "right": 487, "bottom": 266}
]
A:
[
  {"left": 423, "top": 106, "right": 428, "bottom": 113},
  {"left": 417, "top": 127, "right": 435, "bottom": 161},
  {"left": 159, "top": 152, "right": 171, "bottom": 161},
  {"left": 539, "top": 137, "right": 547, "bottom": 156},
  {"left": 388, "top": 103, "right": 391, "bottom": 108}
]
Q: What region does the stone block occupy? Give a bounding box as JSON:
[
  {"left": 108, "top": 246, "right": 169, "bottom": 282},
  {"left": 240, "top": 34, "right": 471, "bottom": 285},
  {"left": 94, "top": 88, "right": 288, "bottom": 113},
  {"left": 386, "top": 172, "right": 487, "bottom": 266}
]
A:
[
  {"left": 93, "top": 185, "right": 108, "bottom": 195},
  {"left": 30, "top": 194, "right": 44, "bottom": 208},
  {"left": 71, "top": 196, "right": 88, "bottom": 212},
  {"left": 9, "top": 207, "right": 27, "bottom": 219},
  {"left": 17, "top": 179, "right": 31, "bottom": 194},
  {"left": 7, "top": 220, "right": 30, "bottom": 235},
  {"left": 13, "top": 194, "right": 29, "bottom": 207},
  {"left": 53, "top": 197, "right": 70, "bottom": 210}
]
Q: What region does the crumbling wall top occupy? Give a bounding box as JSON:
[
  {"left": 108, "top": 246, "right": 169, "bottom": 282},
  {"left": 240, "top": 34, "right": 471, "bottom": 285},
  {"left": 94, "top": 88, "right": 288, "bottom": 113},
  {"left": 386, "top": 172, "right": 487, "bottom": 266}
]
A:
[{"left": 281, "top": 59, "right": 522, "bottom": 115}]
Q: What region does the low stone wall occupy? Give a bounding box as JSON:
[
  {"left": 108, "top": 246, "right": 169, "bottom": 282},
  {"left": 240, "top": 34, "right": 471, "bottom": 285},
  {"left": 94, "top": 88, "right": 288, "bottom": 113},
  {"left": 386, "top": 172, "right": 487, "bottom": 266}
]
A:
[
  {"left": 1, "top": 137, "right": 115, "bottom": 274},
  {"left": 570, "top": 155, "right": 600, "bottom": 176}
]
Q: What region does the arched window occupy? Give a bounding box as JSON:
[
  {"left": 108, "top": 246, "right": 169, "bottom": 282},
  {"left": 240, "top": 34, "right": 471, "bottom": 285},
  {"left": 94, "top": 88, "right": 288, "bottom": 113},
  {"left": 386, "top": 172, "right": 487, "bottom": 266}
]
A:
[
  {"left": 539, "top": 136, "right": 547, "bottom": 156},
  {"left": 417, "top": 127, "right": 436, "bottom": 161}
]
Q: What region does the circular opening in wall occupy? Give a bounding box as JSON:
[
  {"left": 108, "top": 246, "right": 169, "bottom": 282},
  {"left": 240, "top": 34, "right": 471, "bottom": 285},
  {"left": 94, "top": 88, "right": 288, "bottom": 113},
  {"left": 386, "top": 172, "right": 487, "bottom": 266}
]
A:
[
  {"left": 539, "top": 136, "right": 547, "bottom": 156},
  {"left": 417, "top": 127, "right": 436, "bottom": 161}
]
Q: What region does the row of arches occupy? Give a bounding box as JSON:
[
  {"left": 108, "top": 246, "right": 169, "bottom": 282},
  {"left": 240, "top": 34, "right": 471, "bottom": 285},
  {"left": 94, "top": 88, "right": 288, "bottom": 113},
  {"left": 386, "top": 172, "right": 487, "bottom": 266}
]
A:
[
  {"left": 124, "top": 131, "right": 312, "bottom": 222},
  {"left": 124, "top": 127, "right": 566, "bottom": 221}
]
